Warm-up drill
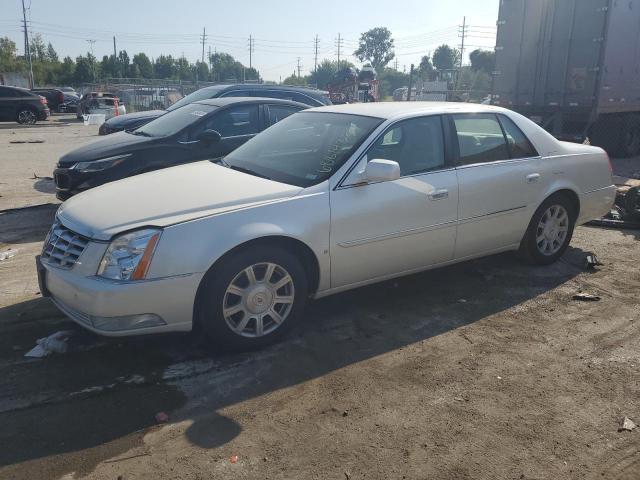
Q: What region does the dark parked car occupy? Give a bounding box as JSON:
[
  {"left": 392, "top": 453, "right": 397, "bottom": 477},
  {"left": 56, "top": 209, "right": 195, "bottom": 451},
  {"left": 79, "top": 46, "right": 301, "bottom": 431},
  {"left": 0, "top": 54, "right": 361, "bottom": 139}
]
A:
[
  {"left": 55, "top": 97, "right": 307, "bottom": 200},
  {"left": 58, "top": 92, "right": 80, "bottom": 113},
  {"left": 31, "top": 88, "right": 66, "bottom": 112},
  {"left": 0, "top": 85, "right": 50, "bottom": 124},
  {"left": 98, "top": 84, "right": 330, "bottom": 135}
]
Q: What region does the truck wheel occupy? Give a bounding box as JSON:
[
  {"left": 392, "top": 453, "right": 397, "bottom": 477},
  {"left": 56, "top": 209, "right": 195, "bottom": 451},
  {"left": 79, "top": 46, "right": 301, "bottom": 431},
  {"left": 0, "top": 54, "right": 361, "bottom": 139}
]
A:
[
  {"left": 16, "top": 108, "right": 37, "bottom": 125},
  {"left": 620, "top": 116, "right": 640, "bottom": 157},
  {"left": 519, "top": 194, "right": 576, "bottom": 265},
  {"left": 195, "top": 245, "right": 308, "bottom": 351}
]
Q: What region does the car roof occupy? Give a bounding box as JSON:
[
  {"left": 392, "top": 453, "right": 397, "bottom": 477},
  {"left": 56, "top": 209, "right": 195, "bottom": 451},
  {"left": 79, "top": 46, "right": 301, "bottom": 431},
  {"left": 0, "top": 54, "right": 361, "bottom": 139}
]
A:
[
  {"left": 201, "top": 83, "right": 328, "bottom": 98},
  {"left": 308, "top": 101, "right": 511, "bottom": 119},
  {"left": 193, "top": 97, "right": 309, "bottom": 108}
]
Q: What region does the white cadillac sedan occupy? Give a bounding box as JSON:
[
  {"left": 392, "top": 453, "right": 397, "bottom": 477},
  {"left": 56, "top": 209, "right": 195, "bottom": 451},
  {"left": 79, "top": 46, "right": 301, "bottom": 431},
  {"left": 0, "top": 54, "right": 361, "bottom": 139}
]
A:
[{"left": 37, "top": 103, "right": 616, "bottom": 349}]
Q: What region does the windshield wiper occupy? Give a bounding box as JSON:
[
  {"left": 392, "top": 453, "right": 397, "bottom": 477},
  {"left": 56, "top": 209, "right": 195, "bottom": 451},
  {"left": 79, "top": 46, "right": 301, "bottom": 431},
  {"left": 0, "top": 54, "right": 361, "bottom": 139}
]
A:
[{"left": 229, "top": 165, "right": 271, "bottom": 180}]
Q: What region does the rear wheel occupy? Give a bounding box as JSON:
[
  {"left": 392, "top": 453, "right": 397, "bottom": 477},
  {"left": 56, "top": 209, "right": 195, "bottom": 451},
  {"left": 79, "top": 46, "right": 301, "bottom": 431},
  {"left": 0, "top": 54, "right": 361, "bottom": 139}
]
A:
[
  {"left": 195, "top": 245, "right": 308, "bottom": 350},
  {"left": 16, "top": 108, "right": 37, "bottom": 125},
  {"left": 520, "top": 194, "right": 576, "bottom": 265}
]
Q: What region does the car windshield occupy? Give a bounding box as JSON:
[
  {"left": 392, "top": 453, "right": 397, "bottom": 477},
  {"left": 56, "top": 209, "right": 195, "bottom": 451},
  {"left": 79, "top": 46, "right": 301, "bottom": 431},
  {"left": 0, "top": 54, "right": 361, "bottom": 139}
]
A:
[
  {"left": 223, "top": 111, "right": 382, "bottom": 187},
  {"left": 166, "top": 86, "right": 225, "bottom": 112},
  {"left": 133, "top": 103, "right": 217, "bottom": 138}
]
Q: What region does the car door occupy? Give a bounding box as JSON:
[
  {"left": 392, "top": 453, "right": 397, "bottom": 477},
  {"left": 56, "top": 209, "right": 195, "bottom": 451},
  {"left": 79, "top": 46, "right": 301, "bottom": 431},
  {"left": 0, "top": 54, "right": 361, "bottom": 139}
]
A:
[
  {"left": 0, "top": 87, "right": 14, "bottom": 120},
  {"left": 452, "top": 113, "right": 544, "bottom": 259},
  {"left": 330, "top": 115, "right": 458, "bottom": 288}
]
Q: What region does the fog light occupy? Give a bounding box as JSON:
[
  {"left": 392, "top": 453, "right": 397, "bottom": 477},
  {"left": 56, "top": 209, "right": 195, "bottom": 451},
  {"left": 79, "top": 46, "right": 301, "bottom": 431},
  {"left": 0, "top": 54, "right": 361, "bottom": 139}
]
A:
[{"left": 92, "top": 313, "right": 166, "bottom": 331}]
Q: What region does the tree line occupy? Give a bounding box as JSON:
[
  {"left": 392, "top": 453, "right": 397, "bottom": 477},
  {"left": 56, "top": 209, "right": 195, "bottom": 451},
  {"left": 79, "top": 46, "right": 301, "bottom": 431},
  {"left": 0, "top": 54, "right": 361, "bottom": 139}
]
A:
[
  {"left": 0, "top": 34, "right": 258, "bottom": 86},
  {"left": 1, "top": 27, "right": 495, "bottom": 98}
]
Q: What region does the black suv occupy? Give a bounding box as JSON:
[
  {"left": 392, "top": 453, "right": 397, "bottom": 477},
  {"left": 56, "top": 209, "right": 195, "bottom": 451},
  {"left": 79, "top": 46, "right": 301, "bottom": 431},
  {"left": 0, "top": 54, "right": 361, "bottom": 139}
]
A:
[
  {"left": 0, "top": 86, "right": 50, "bottom": 124},
  {"left": 99, "top": 84, "right": 330, "bottom": 135},
  {"left": 55, "top": 97, "right": 307, "bottom": 199}
]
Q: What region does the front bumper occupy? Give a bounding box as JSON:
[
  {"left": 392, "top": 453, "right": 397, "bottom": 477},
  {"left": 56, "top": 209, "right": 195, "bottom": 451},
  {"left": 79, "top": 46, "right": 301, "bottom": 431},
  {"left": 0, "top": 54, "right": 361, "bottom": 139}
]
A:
[
  {"left": 54, "top": 163, "right": 127, "bottom": 200},
  {"left": 37, "top": 255, "right": 201, "bottom": 336}
]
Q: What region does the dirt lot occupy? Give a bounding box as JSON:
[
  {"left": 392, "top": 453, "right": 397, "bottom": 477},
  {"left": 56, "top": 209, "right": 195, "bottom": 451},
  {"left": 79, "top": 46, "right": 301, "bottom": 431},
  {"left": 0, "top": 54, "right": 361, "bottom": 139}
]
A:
[{"left": 0, "top": 116, "right": 639, "bottom": 480}]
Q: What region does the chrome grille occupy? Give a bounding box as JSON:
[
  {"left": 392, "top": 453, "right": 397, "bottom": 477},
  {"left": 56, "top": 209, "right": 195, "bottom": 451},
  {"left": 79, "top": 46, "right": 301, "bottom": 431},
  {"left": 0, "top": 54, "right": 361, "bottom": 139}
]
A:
[{"left": 41, "top": 220, "right": 89, "bottom": 269}]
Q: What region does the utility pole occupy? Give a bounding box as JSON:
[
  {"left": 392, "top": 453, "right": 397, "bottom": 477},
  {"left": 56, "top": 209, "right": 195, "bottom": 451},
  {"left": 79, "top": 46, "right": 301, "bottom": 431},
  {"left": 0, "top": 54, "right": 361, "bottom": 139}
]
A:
[
  {"left": 335, "top": 33, "right": 343, "bottom": 69},
  {"left": 201, "top": 27, "right": 207, "bottom": 63},
  {"left": 86, "top": 39, "right": 96, "bottom": 80},
  {"left": 456, "top": 16, "right": 466, "bottom": 91},
  {"left": 248, "top": 35, "right": 254, "bottom": 70},
  {"left": 21, "top": 0, "right": 33, "bottom": 88},
  {"left": 208, "top": 45, "right": 212, "bottom": 73},
  {"left": 394, "top": 58, "right": 399, "bottom": 71},
  {"left": 406, "top": 64, "right": 414, "bottom": 101},
  {"left": 296, "top": 57, "right": 302, "bottom": 79},
  {"left": 313, "top": 34, "right": 319, "bottom": 73}
]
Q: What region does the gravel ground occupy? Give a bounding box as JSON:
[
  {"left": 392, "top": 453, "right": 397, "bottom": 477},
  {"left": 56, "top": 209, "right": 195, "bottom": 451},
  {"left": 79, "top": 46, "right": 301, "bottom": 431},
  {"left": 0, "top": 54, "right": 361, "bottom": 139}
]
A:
[{"left": 0, "top": 117, "right": 638, "bottom": 480}]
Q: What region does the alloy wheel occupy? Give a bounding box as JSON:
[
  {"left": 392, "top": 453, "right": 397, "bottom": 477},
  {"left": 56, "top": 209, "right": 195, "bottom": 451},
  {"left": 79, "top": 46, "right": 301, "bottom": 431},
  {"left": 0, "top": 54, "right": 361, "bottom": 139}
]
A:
[
  {"left": 17, "top": 110, "right": 36, "bottom": 125},
  {"left": 535, "top": 204, "right": 569, "bottom": 256},
  {"left": 222, "top": 262, "right": 295, "bottom": 338}
]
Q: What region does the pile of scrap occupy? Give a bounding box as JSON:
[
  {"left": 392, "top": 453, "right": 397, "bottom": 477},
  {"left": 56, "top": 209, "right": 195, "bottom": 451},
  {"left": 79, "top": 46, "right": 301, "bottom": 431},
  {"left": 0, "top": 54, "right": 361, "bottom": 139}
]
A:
[{"left": 589, "top": 175, "right": 640, "bottom": 229}]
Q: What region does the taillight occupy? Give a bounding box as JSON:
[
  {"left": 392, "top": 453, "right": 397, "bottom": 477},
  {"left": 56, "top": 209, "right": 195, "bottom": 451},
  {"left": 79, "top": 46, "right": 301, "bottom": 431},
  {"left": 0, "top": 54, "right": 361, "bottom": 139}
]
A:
[
  {"left": 58, "top": 92, "right": 64, "bottom": 103},
  {"left": 39, "top": 96, "right": 47, "bottom": 105}
]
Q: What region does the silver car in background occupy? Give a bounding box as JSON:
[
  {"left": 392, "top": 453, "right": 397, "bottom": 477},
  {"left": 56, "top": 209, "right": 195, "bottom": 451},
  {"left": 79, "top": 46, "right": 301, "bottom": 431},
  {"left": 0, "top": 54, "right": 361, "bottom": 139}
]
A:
[{"left": 37, "top": 102, "right": 615, "bottom": 350}]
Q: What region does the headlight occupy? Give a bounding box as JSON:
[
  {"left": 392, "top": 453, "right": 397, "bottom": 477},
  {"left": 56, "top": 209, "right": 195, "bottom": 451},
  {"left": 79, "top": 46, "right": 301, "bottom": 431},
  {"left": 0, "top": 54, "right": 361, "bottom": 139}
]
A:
[
  {"left": 97, "top": 228, "right": 161, "bottom": 281},
  {"left": 72, "top": 154, "right": 131, "bottom": 172}
]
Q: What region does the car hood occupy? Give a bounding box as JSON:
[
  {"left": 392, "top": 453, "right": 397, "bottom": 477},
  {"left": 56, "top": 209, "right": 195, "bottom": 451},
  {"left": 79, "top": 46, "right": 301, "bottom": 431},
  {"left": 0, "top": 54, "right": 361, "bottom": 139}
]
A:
[
  {"left": 58, "top": 131, "right": 155, "bottom": 166},
  {"left": 57, "top": 161, "right": 303, "bottom": 241},
  {"left": 104, "top": 110, "right": 165, "bottom": 128}
]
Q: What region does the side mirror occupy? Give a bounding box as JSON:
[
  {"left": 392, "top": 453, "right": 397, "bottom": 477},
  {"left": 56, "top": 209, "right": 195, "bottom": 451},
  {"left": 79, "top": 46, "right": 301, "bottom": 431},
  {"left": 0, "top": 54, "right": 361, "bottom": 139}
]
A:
[
  {"left": 196, "top": 129, "right": 221, "bottom": 146},
  {"left": 365, "top": 159, "right": 401, "bottom": 183}
]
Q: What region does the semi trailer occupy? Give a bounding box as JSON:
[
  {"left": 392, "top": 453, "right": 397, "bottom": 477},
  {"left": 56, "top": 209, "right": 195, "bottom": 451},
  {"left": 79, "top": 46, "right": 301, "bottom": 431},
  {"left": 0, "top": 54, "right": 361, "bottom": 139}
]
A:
[{"left": 491, "top": 0, "right": 640, "bottom": 157}]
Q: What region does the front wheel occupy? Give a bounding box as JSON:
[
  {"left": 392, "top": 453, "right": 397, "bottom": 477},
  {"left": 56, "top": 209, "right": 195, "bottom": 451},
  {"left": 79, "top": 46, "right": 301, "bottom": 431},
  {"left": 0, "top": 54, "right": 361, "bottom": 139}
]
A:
[
  {"left": 520, "top": 194, "right": 576, "bottom": 265},
  {"left": 195, "top": 246, "right": 308, "bottom": 350},
  {"left": 16, "top": 108, "right": 37, "bottom": 125}
]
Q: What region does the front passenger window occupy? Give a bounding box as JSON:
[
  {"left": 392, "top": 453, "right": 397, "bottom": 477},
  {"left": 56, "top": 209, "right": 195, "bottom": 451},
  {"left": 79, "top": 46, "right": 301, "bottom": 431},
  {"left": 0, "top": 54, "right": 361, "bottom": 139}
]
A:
[{"left": 367, "top": 116, "right": 445, "bottom": 176}]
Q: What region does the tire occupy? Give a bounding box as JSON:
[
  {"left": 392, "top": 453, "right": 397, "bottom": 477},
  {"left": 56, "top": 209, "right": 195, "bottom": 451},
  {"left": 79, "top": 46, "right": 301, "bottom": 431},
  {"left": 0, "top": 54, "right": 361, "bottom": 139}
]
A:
[
  {"left": 195, "top": 245, "right": 308, "bottom": 350},
  {"left": 16, "top": 108, "right": 37, "bottom": 125},
  {"left": 519, "top": 193, "right": 576, "bottom": 265},
  {"left": 590, "top": 114, "right": 640, "bottom": 158}
]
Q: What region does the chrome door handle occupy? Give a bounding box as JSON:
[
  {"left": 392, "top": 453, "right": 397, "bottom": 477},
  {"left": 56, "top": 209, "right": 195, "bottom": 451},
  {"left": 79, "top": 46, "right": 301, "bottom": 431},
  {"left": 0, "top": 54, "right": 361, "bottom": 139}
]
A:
[
  {"left": 526, "top": 173, "right": 541, "bottom": 183},
  {"left": 428, "top": 189, "right": 449, "bottom": 200}
]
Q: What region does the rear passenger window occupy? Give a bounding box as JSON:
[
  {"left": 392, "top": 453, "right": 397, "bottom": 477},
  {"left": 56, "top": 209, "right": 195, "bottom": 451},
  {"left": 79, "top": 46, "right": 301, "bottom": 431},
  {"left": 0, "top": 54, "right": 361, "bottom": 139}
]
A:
[
  {"left": 453, "top": 114, "right": 509, "bottom": 165},
  {"left": 267, "top": 105, "right": 301, "bottom": 125},
  {"left": 498, "top": 114, "right": 538, "bottom": 158}
]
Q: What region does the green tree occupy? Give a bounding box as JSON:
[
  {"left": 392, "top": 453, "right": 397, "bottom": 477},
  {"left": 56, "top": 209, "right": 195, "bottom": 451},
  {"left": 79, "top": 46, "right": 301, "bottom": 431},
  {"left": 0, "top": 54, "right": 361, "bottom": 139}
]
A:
[
  {"left": 283, "top": 72, "right": 307, "bottom": 85},
  {"left": 195, "top": 61, "right": 209, "bottom": 81},
  {"left": 46, "top": 43, "right": 58, "bottom": 62},
  {"left": 58, "top": 56, "right": 75, "bottom": 84},
  {"left": 0, "top": 37, "right": 23, "bottom": 72},
  {"left": 29, "top": 33, "right": 47, "bottom": 62},
  {"left": 469, "top": 49, "right": 495, "bottom": 75},
  {"left": 432, "top": 44, "right": 460, "bottom": 72},
  {"left": 154, "top": 55, "right": 176, "bottom": 78},
  {"left": 377, "top": 68, "right": 409, "bottom": 98},
  {"left": 132, "top": 53, "right": 153, "bottom": 78},
  {"left": 74, "top": 54, "right": 97, "bottom": 83},
  {"left": 209, "top": 52, "right": 258, "bottom": 82},
  {"left": 418, "top": 54, "right": 435, "bottom": 80},
  {"left": 354, "top": 27, "right": 395, "bottom": 71}
]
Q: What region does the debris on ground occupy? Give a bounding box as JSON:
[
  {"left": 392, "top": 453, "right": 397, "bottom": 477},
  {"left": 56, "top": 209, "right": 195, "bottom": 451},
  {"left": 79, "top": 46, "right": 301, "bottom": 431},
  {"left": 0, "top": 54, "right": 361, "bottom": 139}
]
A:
[
  {"left": 9, "top": 140, "right": 45, "bottom": 144},
  {"left": 31, "top": 173, "right": 53, "bottom": 180},
  {"left": 619, "top": 417, "right": 637, "bottom": 432},
  {"left": 230, "top": 455, "right": 239, "bottom": 464},
  {"left": 589, "top": 176, "right": 640, "bottom": 229},
  {"left": 24, "top": 330, "right": 74, "bottom": 358},
  {"left": 572, "top": 293, "right": 601, "bottom": 302},
  {"left": 0, "top": 249, "right": 17, "bottom": 261},
  {"left": 584, "top": 253, "right": 602, "bottom": 270},
  {"left": 155, "top": 412, "right": 169, "bottom": 424}
]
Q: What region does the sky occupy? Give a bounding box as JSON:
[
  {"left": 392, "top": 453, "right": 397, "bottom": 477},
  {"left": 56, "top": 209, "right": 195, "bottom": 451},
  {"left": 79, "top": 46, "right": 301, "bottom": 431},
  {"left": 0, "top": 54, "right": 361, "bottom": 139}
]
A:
[{"left": 1, "top": 0, "right": 499, "bottom": 81}]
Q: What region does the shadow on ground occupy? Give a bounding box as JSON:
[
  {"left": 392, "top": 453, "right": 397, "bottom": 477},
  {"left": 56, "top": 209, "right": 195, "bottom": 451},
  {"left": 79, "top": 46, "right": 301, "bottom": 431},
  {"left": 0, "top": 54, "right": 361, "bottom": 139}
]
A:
[{"left": 0, "top": 244, "right": 587, "bottom": 477}]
